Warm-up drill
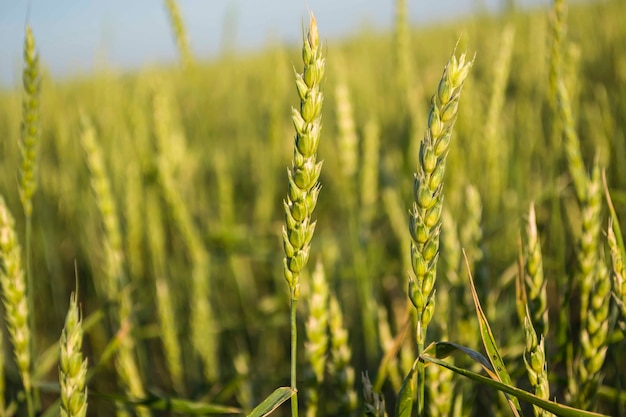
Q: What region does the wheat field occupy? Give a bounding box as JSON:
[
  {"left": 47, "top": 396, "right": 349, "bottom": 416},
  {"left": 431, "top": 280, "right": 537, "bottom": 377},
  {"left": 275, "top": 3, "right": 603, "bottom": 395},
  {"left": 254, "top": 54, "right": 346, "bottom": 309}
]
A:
[{"left": 0, "top": 0, "right": 625, "bottom": 416}]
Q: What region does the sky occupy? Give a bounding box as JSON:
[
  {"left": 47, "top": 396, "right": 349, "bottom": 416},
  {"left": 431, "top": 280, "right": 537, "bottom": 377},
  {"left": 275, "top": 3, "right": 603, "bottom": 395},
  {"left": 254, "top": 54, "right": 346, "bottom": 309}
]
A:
[{"left": 0, "top": 0, "right": 551, "bottom": 87}]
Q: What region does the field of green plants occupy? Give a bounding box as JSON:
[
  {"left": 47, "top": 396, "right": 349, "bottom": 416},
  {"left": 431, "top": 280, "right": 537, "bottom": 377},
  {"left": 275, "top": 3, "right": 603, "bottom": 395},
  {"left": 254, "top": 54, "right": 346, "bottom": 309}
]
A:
[{"left": 1, "top": 0, "right": 625, "bottom": 416}]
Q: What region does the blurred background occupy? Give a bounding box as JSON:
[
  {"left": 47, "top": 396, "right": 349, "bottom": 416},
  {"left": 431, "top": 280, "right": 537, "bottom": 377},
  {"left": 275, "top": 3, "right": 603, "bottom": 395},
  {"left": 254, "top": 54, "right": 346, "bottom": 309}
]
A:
[{"left": 0, "top": 0, "right": 551, "bottom": 87}]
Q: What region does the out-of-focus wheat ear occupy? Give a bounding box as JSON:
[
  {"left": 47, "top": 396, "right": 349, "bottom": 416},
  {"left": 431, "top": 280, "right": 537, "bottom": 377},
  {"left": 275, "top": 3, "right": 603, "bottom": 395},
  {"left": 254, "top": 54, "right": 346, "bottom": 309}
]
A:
[
  {"left": 327, "top": 295, "right": 357, "bottom": 416},
  {"left": 80, "top": 118, "right": 122, "bottom": 300},
  {"left": 18, "top": 26, "right": 41, "bottom": 384},
  {"left": 146, "top": 191, "right": 185, "bottom": 394},
  {"left": 362, "top": 372, "right": 388, "bottom": 417},
  {"left": 80, "top": 120, "right": 150, "bottom": 416},
  {"left": 459, "top": 183, "right": 483, "bottom": 269},
  {"left": 164, "top": 0, "right": 194, "bottom": 69},
  {"left": 548, "top": 0, "right": 566, "bottom": 109},
  {"left": 557, "top": 78, "right": 587, "bottom": 203},
  {"left": 124, "top": 164, "right": 145, "bottom": 282},
  {"left": 524, "top": 203, "right": 549, "bottom": 337},
  {"left": 393, "top": 0, "right": 411, "bottom": 96},
  {"left": 0, "top": 196, "right": 34, "bottom": 415},
  {"left": 377, "top": 305, "right": 403, "bottom": 392},
  {"left": 59, "top": 292, "right": 88, "bottom": 417},
  {"left": 359, "top": 119, "right": 381, "bottom": 231},
  {"left": 483, "top": 25, "right": 515, "bottom": 212},
  {"left": 335, "top": 81, "right": 359, "bottom": 197},
  {"left": 115, "top": 287, "right": 150, "bottom": 417},
  {"left": 608, "top": 219, "right": 626, "bottom": 327},
  {"left": 0, "top": 328, "right": 5, "bottom": 415},
  {"left": 152, "top": 89, "right": 218, "bottom": 383},
  {"left": 304, "top": 261, "right": 329, "bottom": 417},
  {"left": 571, "top": 165, "right": 610, "bottom": 410},
  {"left": 18, "top": 25, "right": 41, "bottom": 220}
]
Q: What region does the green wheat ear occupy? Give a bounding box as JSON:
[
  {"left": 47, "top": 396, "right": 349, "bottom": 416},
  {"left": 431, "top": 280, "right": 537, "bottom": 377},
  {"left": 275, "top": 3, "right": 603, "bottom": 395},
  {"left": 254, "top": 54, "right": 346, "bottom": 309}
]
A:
[
  {"left": 19, "top": 25, "right": 41, "bottom": 219},
  {"left": 0, "top": 196, "right": 33, "bottom": 410},
  {"left": 59, "top": 293, "right": 88, "bottom": 417}
]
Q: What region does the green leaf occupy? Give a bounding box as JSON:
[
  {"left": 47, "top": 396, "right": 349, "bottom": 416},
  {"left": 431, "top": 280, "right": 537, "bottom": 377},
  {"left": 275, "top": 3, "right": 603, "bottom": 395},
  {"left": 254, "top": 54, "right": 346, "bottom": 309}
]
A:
[
  {"left": 464, "top": 250, "right": 523, "bottom": 416},
  {"left": 603, "top": 170, "right": 626, "bottom": 260},
  {"left": 395, "top": 361, "right": 417, "bottom": 417},
  {"left": 247, "top": 387, "right": 296, "bottom": 417},
  {"left": 87, "top": 391, "right": 242, "bottom": 414},
  {"left": 421, "top": 354, "right": 610, "bottom": 417},
  {"left": 423, "top": 341, "right": 496, "bottom": 377}
]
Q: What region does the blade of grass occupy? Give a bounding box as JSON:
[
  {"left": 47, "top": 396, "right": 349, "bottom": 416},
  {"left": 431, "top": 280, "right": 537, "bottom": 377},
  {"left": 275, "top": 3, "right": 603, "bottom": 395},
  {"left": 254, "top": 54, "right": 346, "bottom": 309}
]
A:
[
  {"left": 463, "top": 249, "right": 523, "bottom": 416},
  {"left": 247, "top": 387, "right": 296, "bottom": 417},
  {"left": 421, "top": 354, "right": 609, "bottom": 417}
]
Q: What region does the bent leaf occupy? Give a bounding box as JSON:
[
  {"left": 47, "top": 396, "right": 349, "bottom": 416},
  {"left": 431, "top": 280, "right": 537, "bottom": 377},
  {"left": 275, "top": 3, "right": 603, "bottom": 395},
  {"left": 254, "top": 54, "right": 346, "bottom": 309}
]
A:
[
  {"left": 421, "top": 354, "right": 609, "bottom": 417},
  {"left": 248, "top": 387, "right": 296, "bottom": 417},
  {"left": 464, "top": 250, "right": 522, "bottom": 416}
]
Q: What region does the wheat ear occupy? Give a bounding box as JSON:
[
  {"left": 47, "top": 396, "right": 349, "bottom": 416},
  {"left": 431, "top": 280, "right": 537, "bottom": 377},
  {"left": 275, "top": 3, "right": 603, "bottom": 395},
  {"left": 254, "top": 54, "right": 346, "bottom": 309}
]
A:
[
  {"left": 524, "top": 203, "right": 549, "bottom": 337},
  {"left": 407, "top": 51, "right": 472, "bottom": 416},
  {"left": 304, "top": 261, "right": 329, "bottom": 417},
  {"left": 522, "top": 309, "right": 552, "bottom": 417},
  {"left": 0, "top": 196, "right": 34, "bottom": 415},
  {"left": 164, "top": 0, "right": 194, "bottom": 69},
  {"left": 327, "top": 295, "right": 357, "bottom": 416},
  {"left": 59, "top": 293, "right": 88, "bottom": 417}
]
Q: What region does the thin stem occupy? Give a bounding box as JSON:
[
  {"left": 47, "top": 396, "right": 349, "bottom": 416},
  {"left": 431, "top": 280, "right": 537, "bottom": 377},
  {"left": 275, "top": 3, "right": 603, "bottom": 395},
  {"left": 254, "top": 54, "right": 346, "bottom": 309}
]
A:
[
  {"left": 417, "top": 322, "right": 425, "bottom": 417},
  {"left": 290, "top": 290, "right": 299, "bottom": 417},
  {"left": 25, "top": 215, "right": 36, "bottom": 417}
]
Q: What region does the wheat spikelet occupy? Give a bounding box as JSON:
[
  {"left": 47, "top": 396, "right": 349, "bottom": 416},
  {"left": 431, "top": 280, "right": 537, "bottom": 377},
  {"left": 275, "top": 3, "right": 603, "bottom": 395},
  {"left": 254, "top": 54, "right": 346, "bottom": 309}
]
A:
[{"left": 59, "top": 293, "right": 88, "bottom": 417}]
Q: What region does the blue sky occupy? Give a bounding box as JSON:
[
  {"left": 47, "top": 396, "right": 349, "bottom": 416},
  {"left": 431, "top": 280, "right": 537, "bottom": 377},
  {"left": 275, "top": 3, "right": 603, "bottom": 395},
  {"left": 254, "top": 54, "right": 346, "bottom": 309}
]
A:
[{"left": 0, "top": 0, "right": 550, "bottom": 87}]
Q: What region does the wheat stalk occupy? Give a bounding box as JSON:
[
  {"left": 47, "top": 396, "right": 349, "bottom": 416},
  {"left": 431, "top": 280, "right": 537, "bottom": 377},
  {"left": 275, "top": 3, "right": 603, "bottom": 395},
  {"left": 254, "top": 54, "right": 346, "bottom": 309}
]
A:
[
  {"left": 59, "top": 293, "right": 88, "bottom": 417},
  {"left": 407, "top": 50, "right": 472, "bottom": 416},
  {"left": 282, "top": 13, "right": 325, "bottom": 417}
]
